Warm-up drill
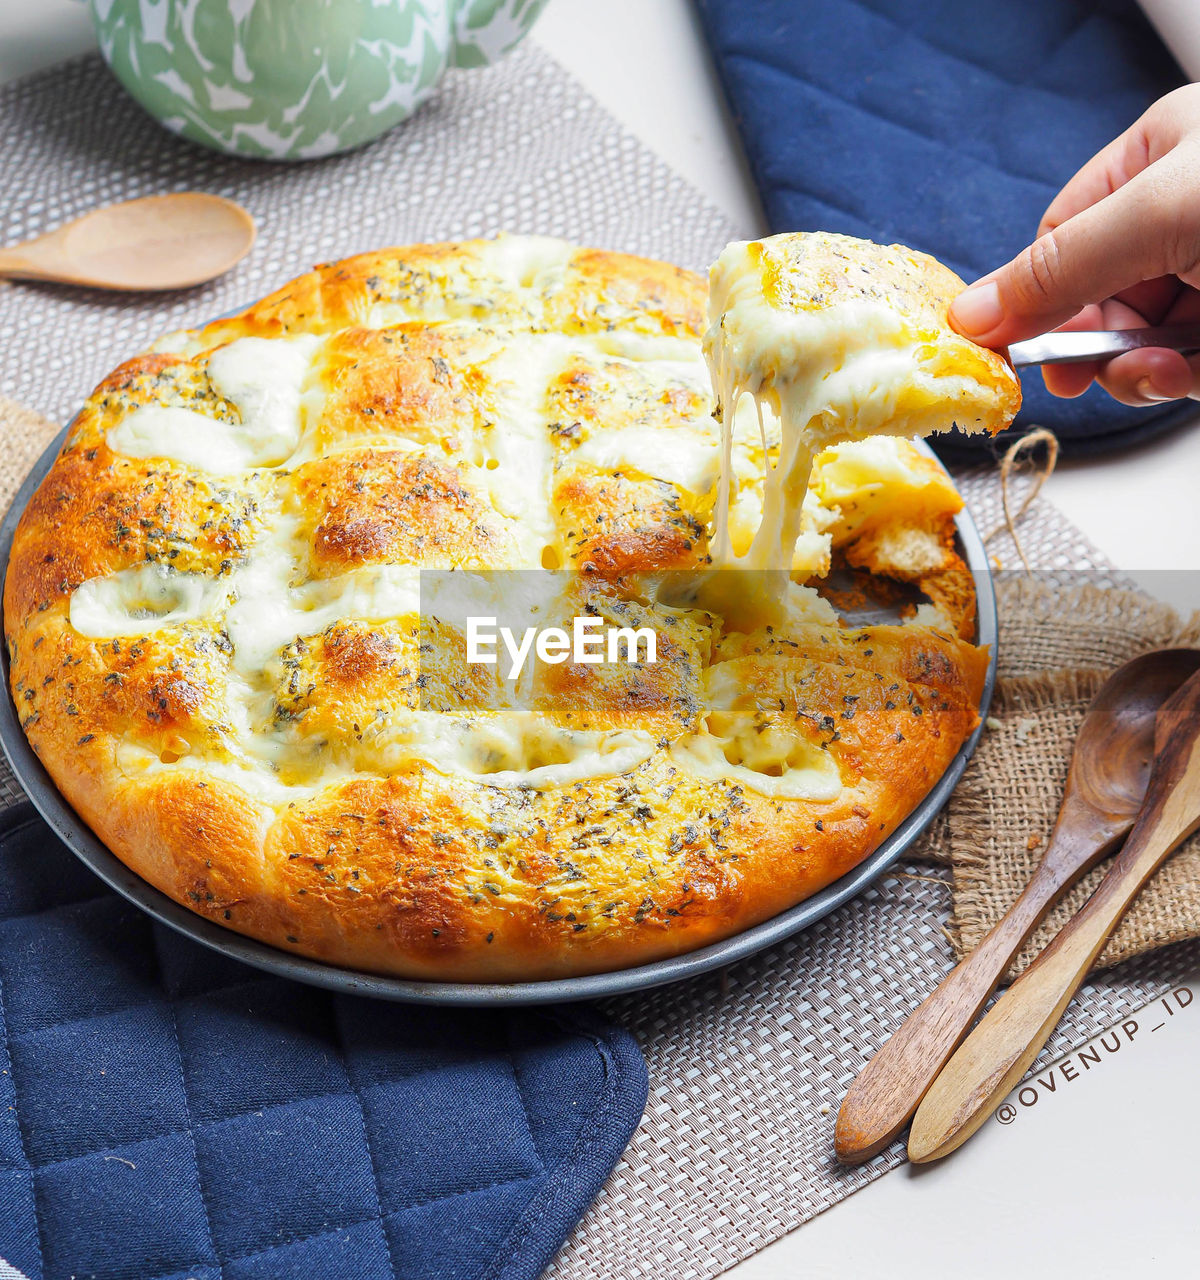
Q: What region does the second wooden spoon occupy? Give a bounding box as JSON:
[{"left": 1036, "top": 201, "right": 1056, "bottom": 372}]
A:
[{"left": 835, "top": 648, "right": 1200, "bottom": 1164}]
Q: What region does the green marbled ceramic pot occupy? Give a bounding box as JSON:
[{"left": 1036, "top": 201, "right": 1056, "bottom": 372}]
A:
[{"left": 87, "top": 0, "right": 548, "bottom": 160}]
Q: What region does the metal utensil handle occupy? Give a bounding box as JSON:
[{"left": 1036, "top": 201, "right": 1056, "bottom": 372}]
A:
[{"left": 1008, "top": 323, "right": 1200, "bottom": 367}]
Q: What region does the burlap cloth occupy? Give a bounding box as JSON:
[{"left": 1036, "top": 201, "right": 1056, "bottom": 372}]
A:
[
  {"left": 944, "top": 580, "right": 1200, "bottom": 978},
  {"left": 2, "top": 48, "right": 1200, "bottom": 1280}
]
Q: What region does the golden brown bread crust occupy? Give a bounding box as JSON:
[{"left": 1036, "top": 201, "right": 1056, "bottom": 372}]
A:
[
  {"left": 6, "top": 235, "right": 992, "bottom": 981},
  {"left": 292, "top": 450, "right": 517, "bottom": 573}
]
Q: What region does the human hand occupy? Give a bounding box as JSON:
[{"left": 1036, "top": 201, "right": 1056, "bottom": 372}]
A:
[{"left": 949, "top": 84, "right": 1200, "bottom": 405}]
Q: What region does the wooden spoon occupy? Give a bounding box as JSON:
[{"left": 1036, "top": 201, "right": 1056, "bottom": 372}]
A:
[
  {"left": 835, "top": 648, "right": 1200, "bottom": 1164},
  {"left": 908, "top": 663, "right": 1200, "bottom": 1162},
  {"left": 0, "top": 193, "right": 255, "bottom": 291}
]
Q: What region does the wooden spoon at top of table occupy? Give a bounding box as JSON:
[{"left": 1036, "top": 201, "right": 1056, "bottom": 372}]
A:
[
  {"left": 0, "top": 193, "right": 255, "bottom": 291},
  {"left": 909, "top": 661, "right": 1200, "bottom": 1161},
  {"left": 834, "top": 648, "right": 1200, "bottom": 1165}
]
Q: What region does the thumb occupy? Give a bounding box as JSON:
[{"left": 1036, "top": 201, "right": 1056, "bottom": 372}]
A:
[{"left": 949, "top": 156, "right": 1197, "bottom": 348}]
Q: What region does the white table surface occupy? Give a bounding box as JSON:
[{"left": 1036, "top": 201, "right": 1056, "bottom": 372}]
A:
[{"left": 3, "top": 3, "right": 1200, "bottom": 1277}]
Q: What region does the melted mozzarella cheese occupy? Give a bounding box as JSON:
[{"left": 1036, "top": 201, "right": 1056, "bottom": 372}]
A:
[
  {"left": 224, "top": 511, "right": 421, "bottom": 674},
  {"left": 585, "top": 333, "right": 702, "bottom": 362},
  {"left": 572, "top": 424, "right": 720, "bottom": 494},
  {"left": 706, "top": 241, "right": 936, "bottom": 576},
  {"left": 107, "top": 406, "right": 254, "bottom": 474},
  {"left": 810, "top": 436, "right": 962, "bottom": 545},
  {"left": 479, "top": 233, "right": 574, "bottom": 291},
  {"left": 667, "top": 659, "right": 843, "bottom": 800},
  {"left": 123, "top": 709, "right": 657, "bottom": 800},
  {"left": 69, "top": 563, "right": 226, "bottom": 637},
  {"left": 420, "top": 568, "right": 567, "bottom": 636},
  {"left": 472, "top": 337, "right": 567, "bottom": 563},
  {"left": 379, "top": 713, "right": 657, "bottom": 790},
  {"left": 364, "top": 235, "right": 574, "bottom": 328},
  {"left": 558, "top": 351, "right": 722, "bottom": 494},
  {"left": 114, "top": 737, "right": 298, "bottom": 808},
  {"left": 108, "top": 334, "right": 322, "bottom": 473},
  {"left": 669, "top": 732, "right": 841, "bottom": 801},
  {"left": 227, "top": 564, "right": 422, "bottom": 674}
]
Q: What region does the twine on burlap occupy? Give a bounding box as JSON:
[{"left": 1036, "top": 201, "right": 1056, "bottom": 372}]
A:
[{"left": 984, "top": 426, "right": 1060, "bottom": 573}]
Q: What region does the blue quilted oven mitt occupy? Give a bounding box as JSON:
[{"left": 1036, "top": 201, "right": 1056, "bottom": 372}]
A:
[
  {"left": 695, "top": 0, "right": 1190, "bottom": 457},
  {"left": 0, "top": 804, "right": 647, "bottom": 1280}
]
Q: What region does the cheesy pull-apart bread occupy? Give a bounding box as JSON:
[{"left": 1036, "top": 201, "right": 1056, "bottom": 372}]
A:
[
  {"left": 4, "top": 233, "right": 1017, "bottom": 981},
  {"left": 705, "top": 232, "right": 1019, "bottom": 623}
]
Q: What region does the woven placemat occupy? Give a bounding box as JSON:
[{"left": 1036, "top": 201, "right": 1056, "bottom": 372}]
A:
[{"left": 2, "top": 47, "right": 1198, "bottom": 1280}]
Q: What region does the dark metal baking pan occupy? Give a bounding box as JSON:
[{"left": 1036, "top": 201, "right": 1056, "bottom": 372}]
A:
[{"left": 0, "top": 430, "right": 995, "bottom": 1005}]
